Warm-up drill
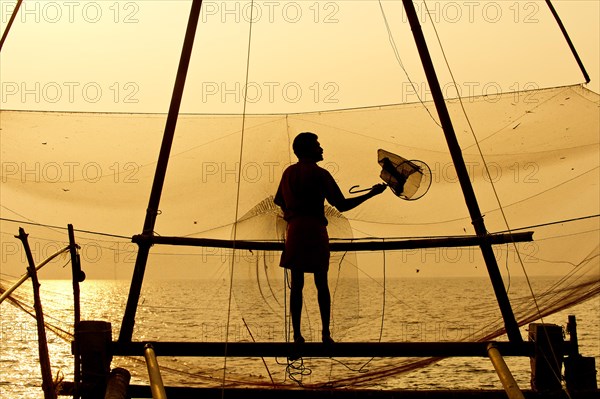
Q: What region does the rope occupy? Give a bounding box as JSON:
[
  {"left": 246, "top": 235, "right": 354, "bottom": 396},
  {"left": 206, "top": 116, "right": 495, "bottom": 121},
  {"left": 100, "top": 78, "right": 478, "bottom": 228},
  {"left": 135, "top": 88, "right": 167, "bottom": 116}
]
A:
[
  {"left": 499, "top": 214, "right": 600, "bottom": 234},
  {"left": 376, "top": 0, "right": 441, "bottom": 128},
  {"left": 352, "top": 246, "right": 388, "bottom": 374},
  {"left": 0, "top": 215, "right": 131, "bottom": 240},
  {"left": 222, "top": 0, "right": 256, "bottom": 395}
]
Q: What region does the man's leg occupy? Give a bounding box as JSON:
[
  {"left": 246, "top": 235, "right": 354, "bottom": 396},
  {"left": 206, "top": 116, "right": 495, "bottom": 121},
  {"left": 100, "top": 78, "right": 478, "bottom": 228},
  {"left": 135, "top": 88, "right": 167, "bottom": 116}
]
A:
[
  {"left": 290, "top": 269, "right": 305, "bottom": 343},
  {"left": 314, "top": 271, "right": 333, "bottom": 343}
]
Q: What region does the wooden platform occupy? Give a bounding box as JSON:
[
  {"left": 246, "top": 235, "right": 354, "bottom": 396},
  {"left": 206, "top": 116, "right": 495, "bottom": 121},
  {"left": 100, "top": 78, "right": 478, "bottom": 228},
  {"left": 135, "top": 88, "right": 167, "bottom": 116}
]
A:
[
  {"left": 111, "top": 341, "right": 537, "bottom": 358},
  {"left": 57, "top": 383, "right": 598, "bottom": 399}
]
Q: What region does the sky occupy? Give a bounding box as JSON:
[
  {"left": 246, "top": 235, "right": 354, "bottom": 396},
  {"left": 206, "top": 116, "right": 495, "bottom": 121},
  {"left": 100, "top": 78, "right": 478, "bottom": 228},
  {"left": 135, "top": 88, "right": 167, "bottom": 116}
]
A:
[
  {"left": 0, "top": 0, "right": 598, "bottom": 114},
  {"left": 0, "top": 0, "right": 599, "bottom": 280}
]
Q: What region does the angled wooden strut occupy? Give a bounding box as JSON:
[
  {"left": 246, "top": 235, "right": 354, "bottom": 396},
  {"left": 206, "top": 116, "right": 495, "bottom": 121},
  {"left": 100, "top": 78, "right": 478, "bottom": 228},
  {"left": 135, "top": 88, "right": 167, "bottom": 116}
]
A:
[
  {"left": 401, "top": 0, "right": 522, "bottom": 342},
  {"left": 545, "top": 0, "right": 590, "bottom": 83},
  {"left": 119, "top": 0, "right": 205, "bottom": 343},
  {"left": 0, "top": 0, "right": 24, "bottom": 52}
]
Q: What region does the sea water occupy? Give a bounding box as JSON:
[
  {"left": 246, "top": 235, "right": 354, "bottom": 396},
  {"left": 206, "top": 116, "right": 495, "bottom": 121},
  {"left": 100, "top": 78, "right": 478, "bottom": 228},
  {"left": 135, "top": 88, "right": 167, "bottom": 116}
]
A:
[{"left": 1, "top": 277, "right": 598, "bottom": 397}]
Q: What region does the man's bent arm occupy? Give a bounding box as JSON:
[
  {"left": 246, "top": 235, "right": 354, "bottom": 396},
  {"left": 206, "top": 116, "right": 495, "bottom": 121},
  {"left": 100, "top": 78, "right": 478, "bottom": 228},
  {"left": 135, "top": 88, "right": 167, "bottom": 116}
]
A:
[{"left": 332, "top": 184, "right": 386, "bottom": 212}]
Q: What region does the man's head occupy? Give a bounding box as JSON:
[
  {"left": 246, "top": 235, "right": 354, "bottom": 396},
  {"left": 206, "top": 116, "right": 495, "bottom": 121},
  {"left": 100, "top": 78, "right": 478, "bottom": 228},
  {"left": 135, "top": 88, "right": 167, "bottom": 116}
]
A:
[{"left": 293, "top": 132, "right": 323, "bottom": 162}]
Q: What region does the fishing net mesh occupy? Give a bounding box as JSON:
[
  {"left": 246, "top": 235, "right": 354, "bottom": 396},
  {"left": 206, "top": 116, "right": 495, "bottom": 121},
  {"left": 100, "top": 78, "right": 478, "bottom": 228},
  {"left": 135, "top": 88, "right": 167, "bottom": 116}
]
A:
[{"left": 1, "top": 85, "right": 599, "bottom": 388}]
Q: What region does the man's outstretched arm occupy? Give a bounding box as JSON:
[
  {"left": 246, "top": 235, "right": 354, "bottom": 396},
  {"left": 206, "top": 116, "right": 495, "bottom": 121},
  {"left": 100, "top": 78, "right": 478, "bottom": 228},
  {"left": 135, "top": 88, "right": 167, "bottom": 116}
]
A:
[{"left": 331, "top": 183, "right": 387, "bottom": 212}]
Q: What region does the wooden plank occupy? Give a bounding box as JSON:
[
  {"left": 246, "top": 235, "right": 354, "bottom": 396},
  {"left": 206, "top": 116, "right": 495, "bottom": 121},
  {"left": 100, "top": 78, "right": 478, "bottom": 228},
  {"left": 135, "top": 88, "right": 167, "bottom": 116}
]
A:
[
  {"left": 112, "top": 341, "right": 535, "bottom": 358},
  {"left": 58, "top": 382, "right": 580, "bottom": 398}
]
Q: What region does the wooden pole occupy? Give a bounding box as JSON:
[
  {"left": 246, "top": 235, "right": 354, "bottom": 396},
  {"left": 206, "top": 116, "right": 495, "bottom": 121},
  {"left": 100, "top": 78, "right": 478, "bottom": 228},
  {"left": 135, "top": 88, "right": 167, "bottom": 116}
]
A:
[
  {"left": 68, "top": 224, "right": 84, "bottom": 399},
  {"left": 566, "top": 315, "right": 579, "bottom": 356},
  {"left": 132, "top": 231, "right": 534, "bottom": 252},
  {"left": 119, "top": 0, "right": 205, "bottom": 343},
  {"left": 68, "top": 224, "right": 83, "bottom": 325},
  {"left": 401, "top": 0, "right": 522, "bottom": 343},
  {"left": 15, "top": 228, "right": 57, "bottom": 399},
  {"left": 545, "top": 0, "right": 590, "bottom": 83},
  {"left": 0, "top": 246, "right": 69, "bottom": 305},
  {"left": 0, "top": 0, "right": 23, "bottom": 51}
]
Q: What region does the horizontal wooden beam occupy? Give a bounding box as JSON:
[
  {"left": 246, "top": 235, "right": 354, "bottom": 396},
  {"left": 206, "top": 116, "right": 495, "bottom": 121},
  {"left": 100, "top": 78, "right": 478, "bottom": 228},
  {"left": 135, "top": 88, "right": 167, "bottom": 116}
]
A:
[
  {"left": 132, "top": 232, "right": 534, "bottom": 252},
  {"left": 112, "top": 341, "right": 535, "bottom": 358},
  {"left": 58, "top": 382, "right": 584, "bottom": 399}
]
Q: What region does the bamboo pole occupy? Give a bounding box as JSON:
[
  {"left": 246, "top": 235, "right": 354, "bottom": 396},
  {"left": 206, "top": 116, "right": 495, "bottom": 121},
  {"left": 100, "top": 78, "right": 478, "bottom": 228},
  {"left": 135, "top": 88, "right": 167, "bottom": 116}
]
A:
[
  {"left": 132, "top": 231, "right": 534, "bottom": 252},
  {"left": 15, "top": 228, "right": 57, "bottom": 399},
  {"left": 0, "top": 246, "right": 69, "bottom": 304}
]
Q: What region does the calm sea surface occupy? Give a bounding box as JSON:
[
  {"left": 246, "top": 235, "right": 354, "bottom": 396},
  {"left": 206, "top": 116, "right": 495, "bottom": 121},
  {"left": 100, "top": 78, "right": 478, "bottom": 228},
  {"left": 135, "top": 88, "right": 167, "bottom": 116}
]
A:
[{"left": 1, "top": 277, "right": 598, "bottom": 398}]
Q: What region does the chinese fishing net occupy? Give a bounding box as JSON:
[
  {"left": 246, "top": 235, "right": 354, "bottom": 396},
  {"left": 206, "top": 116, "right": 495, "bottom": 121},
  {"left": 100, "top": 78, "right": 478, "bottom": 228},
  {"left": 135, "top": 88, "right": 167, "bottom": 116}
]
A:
[
  {"left": 2, "top": 85, "right": 598, "bottom": 389},
  {"left": 0, "top": 0, "right": 599, "bottom": 392}
]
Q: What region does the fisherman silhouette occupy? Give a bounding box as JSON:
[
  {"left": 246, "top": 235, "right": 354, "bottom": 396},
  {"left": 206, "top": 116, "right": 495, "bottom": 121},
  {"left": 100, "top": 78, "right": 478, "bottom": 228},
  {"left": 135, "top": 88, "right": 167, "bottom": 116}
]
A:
[{"left": 275, "top": 132, "right": 387, "bottom": 344}]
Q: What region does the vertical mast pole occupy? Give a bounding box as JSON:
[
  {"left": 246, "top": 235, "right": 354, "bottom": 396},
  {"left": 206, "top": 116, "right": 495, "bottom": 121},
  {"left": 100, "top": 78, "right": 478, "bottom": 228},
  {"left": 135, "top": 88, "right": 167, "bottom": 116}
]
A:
[
  {"left": 119, "top": 0, "right": 204, "bottom": 342},
  {"left": 401, "top": 0, "right": 522, "bottom": 342}
]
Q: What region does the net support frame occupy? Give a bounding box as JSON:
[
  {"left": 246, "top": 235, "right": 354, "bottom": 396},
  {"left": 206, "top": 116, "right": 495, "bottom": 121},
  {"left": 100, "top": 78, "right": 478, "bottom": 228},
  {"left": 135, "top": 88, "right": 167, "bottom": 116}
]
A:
[{"left": 401, "top": 0, "right": 522, "bottom": 342}]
